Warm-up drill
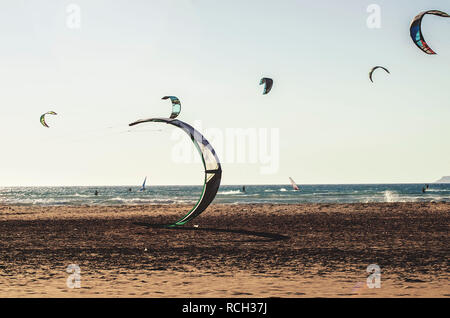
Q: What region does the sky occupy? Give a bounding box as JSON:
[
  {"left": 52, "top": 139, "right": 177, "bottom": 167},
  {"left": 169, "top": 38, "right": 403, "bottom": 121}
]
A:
[{"left": 0, "top": 0, "right": 449, "bottom": 186}]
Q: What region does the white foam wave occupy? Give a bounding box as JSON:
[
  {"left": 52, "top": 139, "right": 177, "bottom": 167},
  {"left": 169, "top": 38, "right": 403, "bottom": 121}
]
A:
[
  {"left": 383, "top": 191, "right": 416, "bottom": 203},
  {"left": 73, "top": 193, "right": 90, "bottom": 197}
]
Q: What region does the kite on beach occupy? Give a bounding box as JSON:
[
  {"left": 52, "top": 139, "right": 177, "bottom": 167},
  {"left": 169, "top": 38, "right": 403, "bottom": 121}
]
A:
[
  {"left": 40, "top": 111, "right": 57, "bottom": 128},
  {"left": 260, "top": 77, "right": 273, "bottom": 95},
  {"left": 410, "top": 10, "right": 450, "bottom": 55},
  {"left": 162, "top": 96, "right": 181, "bottom": 119},
  {"left": 129, "top": 117, "right": 222, "bottom": 227},
  {"left": 369, "top": 66, "right": 390, "bottom": 83}
]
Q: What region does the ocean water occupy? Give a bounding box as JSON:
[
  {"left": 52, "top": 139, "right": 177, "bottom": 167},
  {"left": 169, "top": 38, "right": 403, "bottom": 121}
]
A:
[{"left": 0, "top": 184, "right": 449, "bottom": 206}]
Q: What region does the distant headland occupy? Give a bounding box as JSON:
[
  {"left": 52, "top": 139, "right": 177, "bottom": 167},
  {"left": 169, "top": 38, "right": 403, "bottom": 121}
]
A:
[{"left": 435, "top": 176, "right": 450, "bottom": 183}]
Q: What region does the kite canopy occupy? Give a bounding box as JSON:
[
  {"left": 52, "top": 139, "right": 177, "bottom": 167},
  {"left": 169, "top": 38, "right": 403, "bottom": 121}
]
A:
[
  {"left": 410, "top": 10, "right": 450, "bottom": 55},
  {"left": 369, "top": 66, "right": 390, "bottom": 83},
  {"left": 259, "top": 77, "right": 273, "bottom": 95},
  {"left": 162, "top": 96, "right": 181, "bottom": 119},
  {"left": 40, "top": 111, "right": 57, "bottom": 128},
  {"left": 129, "top": 117, "right": 222, "bottom": 226},
  {"left": 289, "top": 177, "right": 300, "bottom": 191}
]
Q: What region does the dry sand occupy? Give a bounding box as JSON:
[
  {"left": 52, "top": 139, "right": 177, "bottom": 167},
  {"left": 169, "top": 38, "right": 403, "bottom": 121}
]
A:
[{"left": 0, "top": 203, "right": 448, "bottom": 297}]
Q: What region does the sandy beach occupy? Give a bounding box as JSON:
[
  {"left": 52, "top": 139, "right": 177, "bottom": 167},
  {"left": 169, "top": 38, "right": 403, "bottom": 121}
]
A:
[{"left": 0, "top": 202, "right": 448, "bottom": 297}]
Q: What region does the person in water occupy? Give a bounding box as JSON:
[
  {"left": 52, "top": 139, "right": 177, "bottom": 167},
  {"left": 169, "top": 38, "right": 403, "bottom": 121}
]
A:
[
  {"left": 242, "top": 186, "right": 246, "bottom": 193},
  {"left": 422, "top": 187, "right": 426, "bottom": 193},
  {"left": 94, "top": 190, "right": 98, "bottom": 196}
]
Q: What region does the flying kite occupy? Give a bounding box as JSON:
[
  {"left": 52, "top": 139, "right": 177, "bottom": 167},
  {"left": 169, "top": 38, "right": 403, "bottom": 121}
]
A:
[
  {"left": 162, "top": 96, "right": 181, "bottom": 119},
  {"left": 40, "top": 111, "right": 57, "bottom": 128},
  {"left": 129, "top": 117, "right": 222, "bottom": 227},
  {"left": 140, "top": 177, "right": 147, "bottom": 192},
  {"left": 410, "top": 10, "right": 450, "bottom": 55},
  {"left": 259, "top": 77, "right": 273, "bottom": 95},
  {"left": 369, "top": 66, "right": 390, "bottom": 83}
]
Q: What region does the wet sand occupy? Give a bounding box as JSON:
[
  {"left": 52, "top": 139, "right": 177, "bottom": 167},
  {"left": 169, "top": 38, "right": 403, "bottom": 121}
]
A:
[{"left": 0, "top": 203, "right": 448, "bottom": 297}]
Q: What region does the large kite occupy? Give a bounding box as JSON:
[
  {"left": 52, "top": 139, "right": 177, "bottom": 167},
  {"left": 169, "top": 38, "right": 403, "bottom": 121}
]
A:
[
  {"left": 410, "top": 10, "right": 450, "bottom": 55},
  {"left": 40, "top": 111, "right": 57, "bottom": 128},
  {"left": 162, "top": 96, "right": 181, "bottom": 119},
  {"left": 289, "top": 177, "right": 300, "bottom": 191},
  {"left": 369, "top": 66, "right": 390, "bottom": 83},
  {"left": 260, "top": 77, "right": 273, "bottom": 95},
  {"left": 129, "top": 117, "right": 222, "bottom": 227}
]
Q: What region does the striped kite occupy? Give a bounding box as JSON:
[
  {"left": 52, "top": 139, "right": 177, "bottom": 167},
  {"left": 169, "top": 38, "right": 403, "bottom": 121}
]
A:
[{"left": 260, "top": 77, "right": 273, "bottom": 95}]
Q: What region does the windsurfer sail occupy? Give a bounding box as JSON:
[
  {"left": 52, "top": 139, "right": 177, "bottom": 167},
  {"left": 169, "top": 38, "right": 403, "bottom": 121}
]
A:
[
  {"left": 129, "top": 117, "right": 222, "bottom": 227},
  {"left": 140, "top": 177, "right": 147, "bottom": 191},
  {"left": 289, "top": 177, "right": 300, "bottom": 191}
]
